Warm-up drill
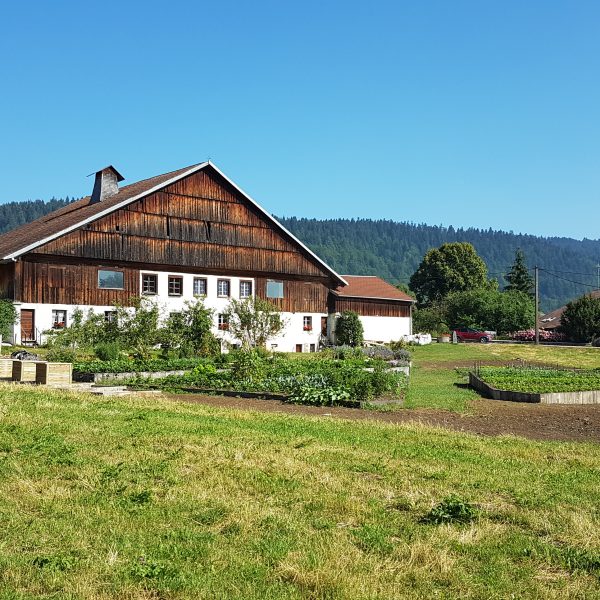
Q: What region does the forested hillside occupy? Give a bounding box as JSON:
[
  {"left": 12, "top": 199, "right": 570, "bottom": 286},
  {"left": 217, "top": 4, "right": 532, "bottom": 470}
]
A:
[
  {"left": 0, "top": 198, "right": 75, "bottom": 234},
  {"left": 0, "top": 199, "right": 596, "bottom": 311},
  {"left": 278, "top": 217, "right": 600, "bottom": 311}
]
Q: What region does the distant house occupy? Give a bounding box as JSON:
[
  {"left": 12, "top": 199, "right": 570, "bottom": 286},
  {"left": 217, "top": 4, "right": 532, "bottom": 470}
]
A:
[
  {"left": 0, "top": 162, "right": 414, "bottom": 350},
  {"left": 538, "top": 290, "right": 600, "bottom": 331}
]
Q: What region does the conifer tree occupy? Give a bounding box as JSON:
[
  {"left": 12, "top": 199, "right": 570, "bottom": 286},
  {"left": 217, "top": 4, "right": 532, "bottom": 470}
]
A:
[{"left": 505, "top": 249, "right": 534, "bottom": 297}]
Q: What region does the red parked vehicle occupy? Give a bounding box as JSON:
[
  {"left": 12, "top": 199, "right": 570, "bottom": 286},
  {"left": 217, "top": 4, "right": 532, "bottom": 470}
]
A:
[{"left": 453, "top": 328, "right": 494, "bottom": 343}]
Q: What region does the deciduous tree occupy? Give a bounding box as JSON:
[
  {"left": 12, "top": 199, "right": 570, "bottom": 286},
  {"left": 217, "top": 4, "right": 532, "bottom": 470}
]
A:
[
  {"left": 409, "top": 242, "right": 489, "bottom": 306},
  {"left": 223, "top": 297, "right": 284, "bottom": 349}
]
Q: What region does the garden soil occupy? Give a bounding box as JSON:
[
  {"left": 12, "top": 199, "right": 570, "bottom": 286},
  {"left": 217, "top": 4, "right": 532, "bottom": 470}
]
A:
[{"left": 164, "top": 393, "right": 600, "bottom": 444}]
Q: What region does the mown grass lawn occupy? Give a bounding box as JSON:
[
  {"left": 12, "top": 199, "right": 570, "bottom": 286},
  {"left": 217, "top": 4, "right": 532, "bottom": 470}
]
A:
[
  {"left": 1, "top": 384, "right": 600, "bottom": 599},
  {"left": 405, "top": 343, "right": 600, "bottom": 412}
]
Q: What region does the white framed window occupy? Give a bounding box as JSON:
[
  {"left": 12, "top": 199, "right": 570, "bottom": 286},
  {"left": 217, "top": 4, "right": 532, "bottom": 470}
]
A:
[
  {"left": 52, "top": 310, "right": 67, "bottom": 329},
  {"left": 98, "top": 269, "right": 124, "bottom": 289},
  {"left": 303, "top": 316, "right": 312, "bottom": 331},
  {"left": 168, "top": 276, "right": 183, "bottom": 296},
  {"left": 193, "top": 277, "right": 207, "bottom": 296},
  {"left": 240, "top": 280, "right": 253, "bottom": 299},
  {"left": 104, "top": 311, "right": 117, "bottom": 323},
  {"left": 218, "top": 313, "right": 229, "bottom": 330},
  {"left": 266, "top": 280, "right": 284, "bottom": 299},
  {"left": 217, "top": 279, "right": 230, "bottom": 298},
  {"left": 142, "top": 273, "right": 158, "bottom": 295}
]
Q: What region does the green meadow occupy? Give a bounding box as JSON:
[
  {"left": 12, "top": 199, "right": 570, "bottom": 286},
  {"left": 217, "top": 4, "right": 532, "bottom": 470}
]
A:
[{"left": 1, "top": 381, "right": 599, "bottom": 599}]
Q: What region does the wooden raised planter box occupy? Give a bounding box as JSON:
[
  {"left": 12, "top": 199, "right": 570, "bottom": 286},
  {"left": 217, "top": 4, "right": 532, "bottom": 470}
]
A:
[
  {"left": 0, "top": 358, "right": 13, "bottom": 378},
  {"left": 12, "top": 360, "right": 40, "bottom": 382},
  {"left": 469, "top": 372, "right": 600, "bottom": 405},
  {"left": 36, "top": 362, "right": 73, "bottom": 385}
]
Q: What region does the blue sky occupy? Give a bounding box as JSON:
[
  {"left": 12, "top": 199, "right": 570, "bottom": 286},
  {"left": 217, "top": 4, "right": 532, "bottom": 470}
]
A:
[{"left": 1, "top": 1, "right": 599, "bottom": 239}]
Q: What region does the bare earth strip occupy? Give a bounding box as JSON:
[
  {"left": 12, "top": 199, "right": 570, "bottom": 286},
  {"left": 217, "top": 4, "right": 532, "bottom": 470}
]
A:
[{"left": 165, "top": 393, "right": 600, "bottom": 443}]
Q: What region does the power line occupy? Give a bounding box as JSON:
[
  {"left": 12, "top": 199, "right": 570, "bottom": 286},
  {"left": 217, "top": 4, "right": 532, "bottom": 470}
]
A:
[{"left": 538, "top": 268, "right": 598, "bottom": 289}]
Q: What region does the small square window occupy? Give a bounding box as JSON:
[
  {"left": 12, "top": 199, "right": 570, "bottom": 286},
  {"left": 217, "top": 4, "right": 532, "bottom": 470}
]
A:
[
  {"left": 303, "top": 316, "right": 313, "bottom": 331},
  {"left": 193, "top": 277, "right": 207, "bottom": 296},
  {"left": 104, "top": 311, "right": 117, "bottom": 323},
  {"left": 142, "top": 273, "right": 158, "bottom": 295},
  {"left": 240, "top": 280, "right": 253, "bottom": 299},
  {"left": 98, "top": 270, "right": 124, "bottom": 289},
  {"left": 218, "top": 313, "right": 229, "bottom": 330},
  {"left": 266, "top": 280, "right": 284, "bottom": 299},
  {"left": 52, "top": 310, "right": 67, "bottom": 329},
  {"left": 217, "top": 279, "right": 230, "bottom": 297},
  {"left": 168, "top": 276, "right": 183, "bottom": 296}
]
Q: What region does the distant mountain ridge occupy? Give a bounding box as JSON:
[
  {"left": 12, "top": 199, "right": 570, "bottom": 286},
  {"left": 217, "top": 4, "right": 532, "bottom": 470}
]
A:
[
  {"left": 0, "top": 198, "right": 596, "bottom": 311},
  {"left": 277, "top": 217, "right": 600, "bottom": 312}
]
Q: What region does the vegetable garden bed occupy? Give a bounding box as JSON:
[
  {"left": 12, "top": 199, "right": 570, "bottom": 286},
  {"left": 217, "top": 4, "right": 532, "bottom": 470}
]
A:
[{"left": 470, "top": 367, "right": 600, "bottom": 404}]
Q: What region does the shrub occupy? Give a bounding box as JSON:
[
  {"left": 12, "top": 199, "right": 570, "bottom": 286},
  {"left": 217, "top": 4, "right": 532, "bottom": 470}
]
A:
[
  {"left": 559, "top": 294, "right": 600, "bottom": 343},
  {"left": 422, "top": 495, "right": 477, "bottom": 525},
  {"left": 160, "top": 300, "right": 219, "bottom": 357},
  {"left": 94, "top": 342, "right": 122, "bottom": 361},
  {"left": 335, "top": 311, "right": 364, "bottom": 347},
  {"left": 0, "top": 300, "right": 17, "bottom": 341},
  {"left": 229, "top": 349, "right": 268, "bottom": 383},
  {"left": 46, "top": 347, "right": 77, "bottom": 363}
]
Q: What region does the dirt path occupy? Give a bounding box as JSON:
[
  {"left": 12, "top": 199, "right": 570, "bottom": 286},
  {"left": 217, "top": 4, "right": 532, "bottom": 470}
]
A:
[{"left": 163, "top": 392, "right": 600, "bottom": 443}]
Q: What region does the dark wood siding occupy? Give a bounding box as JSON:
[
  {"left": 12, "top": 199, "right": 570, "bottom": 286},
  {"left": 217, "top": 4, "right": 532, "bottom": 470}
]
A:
[
  {"left": 0, "top": 263, "right": 15, "bottom": 299},
  {"left": 17, "top": 260, "right": 139, "bottom": 305},
  {"left": 30, "top": 169, "right": 327, "bottom": 279},
  {"left": 331, "top": 296, "right": 411, "bottom": 317},
  {"left": 255, "top": 278, "right": 329, "bottom": 313}
]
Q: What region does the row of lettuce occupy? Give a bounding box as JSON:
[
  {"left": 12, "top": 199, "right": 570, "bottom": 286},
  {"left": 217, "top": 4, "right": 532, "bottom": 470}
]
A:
[{"left": 75, "top": 347, "right": 410, "bottom": 406}]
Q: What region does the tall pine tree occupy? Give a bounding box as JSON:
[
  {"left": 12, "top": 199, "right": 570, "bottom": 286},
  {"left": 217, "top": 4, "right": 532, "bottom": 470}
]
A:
[{"left": 504, "top": 249, "right": 534, "bottom": 297}]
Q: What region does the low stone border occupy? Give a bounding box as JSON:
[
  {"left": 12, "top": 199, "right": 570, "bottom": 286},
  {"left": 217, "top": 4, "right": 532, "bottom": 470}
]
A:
[{"left": 469, "top": 372, "right": 600, "bottom": 405}]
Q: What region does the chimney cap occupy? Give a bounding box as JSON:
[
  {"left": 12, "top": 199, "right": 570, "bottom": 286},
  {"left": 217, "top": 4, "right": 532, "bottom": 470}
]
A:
[{"left": 87, "top": 165, "right": 125, "bottom": 182}]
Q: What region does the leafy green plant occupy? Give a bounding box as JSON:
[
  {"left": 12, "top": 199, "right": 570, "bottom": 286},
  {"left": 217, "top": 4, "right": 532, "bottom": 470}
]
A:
[{"left": 422, "top": 495, "right": 477, "bottom": 525}]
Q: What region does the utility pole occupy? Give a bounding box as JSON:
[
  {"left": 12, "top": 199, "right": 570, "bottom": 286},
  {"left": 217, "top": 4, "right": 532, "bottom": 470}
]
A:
[
  {"left": 534, "top": 266, "right": 540, "bottom": 345},
  {"left": 597, "top": 263, "right": 600, "bottom": 290}
]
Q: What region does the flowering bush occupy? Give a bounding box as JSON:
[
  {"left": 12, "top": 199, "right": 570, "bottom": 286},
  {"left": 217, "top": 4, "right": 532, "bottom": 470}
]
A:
[{"left": 508, "top": 329, "right": 566, "bottom": 342}]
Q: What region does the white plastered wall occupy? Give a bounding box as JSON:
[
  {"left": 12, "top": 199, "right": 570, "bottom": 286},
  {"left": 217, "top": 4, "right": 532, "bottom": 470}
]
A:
[
  {"left": 12, "top": 270, "right": 327, "bottom": 352},
  {"left": 329, "top": 313, "right": 412, "bottom": 345}
]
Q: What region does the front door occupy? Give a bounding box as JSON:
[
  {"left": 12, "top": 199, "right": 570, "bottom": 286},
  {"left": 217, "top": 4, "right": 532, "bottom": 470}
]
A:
[
  {"left": 20, "top": 309, "right": 35, "bottom": 343},
  {"left": 295, "top": 344, "right": 303, "bottom": 353},
  {"left": 321, "top": 316, "right": 328, "bottom": 335}
]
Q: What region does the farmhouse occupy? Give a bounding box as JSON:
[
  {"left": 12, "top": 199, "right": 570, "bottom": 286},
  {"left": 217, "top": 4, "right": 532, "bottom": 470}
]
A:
[{"left": 0, "top": 162, "right": 414, "bottom": 351}]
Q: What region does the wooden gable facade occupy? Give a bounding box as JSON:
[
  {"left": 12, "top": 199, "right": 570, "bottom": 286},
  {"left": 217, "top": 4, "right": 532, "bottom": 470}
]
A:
[{"left": 1, "top": 166, "right": 339, "bottom": 313}]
